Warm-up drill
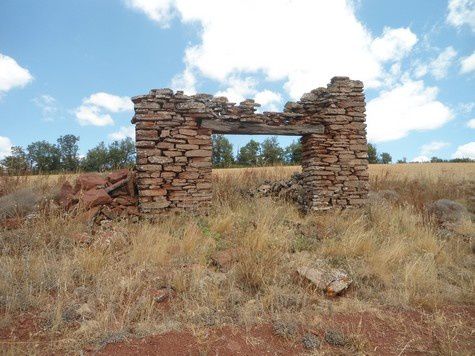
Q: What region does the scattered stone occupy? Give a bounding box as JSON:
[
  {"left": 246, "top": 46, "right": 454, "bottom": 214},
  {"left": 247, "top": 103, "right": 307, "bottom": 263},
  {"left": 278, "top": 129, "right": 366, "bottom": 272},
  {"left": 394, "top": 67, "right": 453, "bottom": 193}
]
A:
[
  {"left": 54, "top": 181, "right": 75, "bottom": 209},
  {"left": 80, "top": 189, "right": 113, "bottom": 209},
  {"left": 252, "top": 173, "right": 306, "bottom": 209},
  {"left": 297, "top": 261, "right": 352, "bottom": 297},
  {"left": 324, "top": 330, "right": 347, "bottom": 347},
  {"left": 107, "top": 168, "right": 129, "bottom": 184},
  {"left": 152, "top": 287, "right": 174, "bottom": 303},
  {"left": 74, "top": 173, "right": 108, "bottom": 192},
  {"left": 302, "top": 333, "right": 320, "bottom": 350}
]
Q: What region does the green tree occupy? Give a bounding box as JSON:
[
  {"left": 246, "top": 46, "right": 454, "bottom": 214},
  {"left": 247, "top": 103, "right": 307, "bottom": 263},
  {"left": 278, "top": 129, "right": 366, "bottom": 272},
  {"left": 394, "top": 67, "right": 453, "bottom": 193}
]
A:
[
  {"left": 380, "top": 152, "right": 392, "bottom": 164},
  {"left": 284, "top": 140, "right": 302, "bottom": 164},
  {"left": 368, "top": 143, "right": 379, "bottom": 164},
  {"left": 430, "top": 156, "right": 444, "bottom": 163},
  {"left": 81, "top": 142, "right": 109, "bottom": 172},
  {"left": 397, "top": 157, "right": 407, "bottom": 164},
  {"left": 108, "top": 138, "right": 136, "bottom": 169},
  {"left": 57, "top": 134, "right": 80, "bottom": 172},
  {"left": 237, "top": 139, "right": 261, "bottom": 166},
  {"left": 0, "top": 146, "right": 29, "bottom": 174},
  {"left": 261, "top": 136, "right": 284, "bottom": 165},
  {"left": 27, "top": 141, "right": 61, "bottom": 173},
  {"left": 212, "top": 134, "right": 234, "bottom": 168}
]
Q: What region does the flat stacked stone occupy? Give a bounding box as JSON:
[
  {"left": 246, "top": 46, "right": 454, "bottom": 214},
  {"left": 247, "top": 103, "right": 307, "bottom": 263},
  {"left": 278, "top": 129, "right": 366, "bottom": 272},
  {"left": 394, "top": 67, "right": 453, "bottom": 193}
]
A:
[{"left": 131, "top": 76, "right": 368, "bottom": 215}]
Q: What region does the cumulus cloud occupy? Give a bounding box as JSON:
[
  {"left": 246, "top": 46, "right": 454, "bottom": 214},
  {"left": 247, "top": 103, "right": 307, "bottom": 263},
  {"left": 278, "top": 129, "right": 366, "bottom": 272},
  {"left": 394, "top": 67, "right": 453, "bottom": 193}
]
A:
[
  {"left": 370, "top": 27, "right": 418, "bottom": 62},
  {"left": 467, "top": 118, "right": 475, "bottom": 128},
  {"left": 33, "top": 94, "right": 58, "bottom": 121},
  {"left": 109, "top": 126, "right": 135, "bottom": 140},
  {"left": 83, "top": 92, "right": 133, "bottom": 112},
  {"left": 0, "top": 53, "right": 33, "bottom": 94},
  {"left": 452, "top": 142, "right": 475, "bottom": 159},
  {"left": 75, "top": 106, "right": 114, "bottom": 126},
  {"left": 128, "top": 0, "right": 458, "bottom": 142},
  {"left": 447, "top": 0, "right": 475, "bottom": 32},
  {"left": 411, "top": 155, "right": 430, "bottom": 163},
  {"left": 420, "top": 141, "right": 450, "bottom": 155},
  {"left": 75, "top": 92, "right": 133, "bottom": 126},
  {"left": 460, "top": 51, "right": 475, "bottom": 74},
  {"left": 0, "top": 136, "right": 12, "bottom": 159},
  {"left": 254, "top": 90, "right": 283, "bottom": 112},
  {"left": 130, "top": 0, "right": 420, "bottom": 98},
  {"left": 366, "top": 80, "right": 453, "bottom": 142}
]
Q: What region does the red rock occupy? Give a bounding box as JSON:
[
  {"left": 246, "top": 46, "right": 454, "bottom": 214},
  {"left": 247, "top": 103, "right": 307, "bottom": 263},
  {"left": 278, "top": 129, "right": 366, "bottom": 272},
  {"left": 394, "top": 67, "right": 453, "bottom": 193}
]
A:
[
  {"left": 107, "top": 169, "right": 130, "bottom": 184},
  {"left": 77, "top": 206, "right": 101, "bottom": 222},
  {"left": 75, "top": 173, "right": 108, "bottom": 192},
  {"left": 80, "top": 189, "right": 112, "bottom": 209},
  {"left": 55, "top": 181, "right": 75, "bottom": 209},
  {"left": 126, "top": 206, "right": 140, "bottom": 216}
]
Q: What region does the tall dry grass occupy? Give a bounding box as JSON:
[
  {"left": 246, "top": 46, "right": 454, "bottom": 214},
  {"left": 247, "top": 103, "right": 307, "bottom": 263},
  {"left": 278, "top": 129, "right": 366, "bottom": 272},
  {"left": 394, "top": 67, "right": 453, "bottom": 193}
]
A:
[{"left": 0, "top": 163, "right": 474, "bottom": 352}]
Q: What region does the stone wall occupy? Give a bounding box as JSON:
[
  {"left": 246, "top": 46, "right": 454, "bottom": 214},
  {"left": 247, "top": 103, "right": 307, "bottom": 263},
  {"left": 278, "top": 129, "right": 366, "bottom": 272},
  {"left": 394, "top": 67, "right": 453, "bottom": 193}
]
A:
[{"left": 131, "top": 76, "right": 368, "bottom": 215}]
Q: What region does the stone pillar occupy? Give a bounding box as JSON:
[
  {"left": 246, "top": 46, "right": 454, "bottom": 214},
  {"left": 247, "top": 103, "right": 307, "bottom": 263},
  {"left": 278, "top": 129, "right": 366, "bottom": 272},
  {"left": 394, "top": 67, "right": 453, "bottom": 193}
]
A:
[
  {"left": 300, "top": 77, "right": 368, "bottom": 210},
  {"left": 132, "top": 90, "right": 213, "bottom": 215}
]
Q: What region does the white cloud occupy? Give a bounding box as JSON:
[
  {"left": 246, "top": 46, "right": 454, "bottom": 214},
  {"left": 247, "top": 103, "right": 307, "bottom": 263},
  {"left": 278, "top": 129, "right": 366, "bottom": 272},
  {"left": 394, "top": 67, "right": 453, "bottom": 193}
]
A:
[
  {"left": 467, "top": 118, "right": 475, "bottom": 128},
  {"left": 420, "top": 141, "right": 450, "bottom": 155},
  {"left": 109, "top": 126, "right": 135, "bottom": 140},
  {"left": 83, "top": 92, "right": 133, "bottom": 112},
  {"left": 430, "top": 47, "right": 457, "bottom": 79},
  {"left": 33, "top": 94, "right": 58, "bottom": 121},
  {"left": 254, "top": 90, "right": 282, "bottom": 112},
  {"left": 0, "top": 136, "right": 12, "bottom": 159},
  {"left": 459, "top": 102, "right": 475, "bottom": 114},
  {"left": 215, "top": 76, "right": 257, "bottom": 103},
  {"left": 460, "top": 51, "right": 475, "bottom": 74},
  {"left": 0, "top": 53, "right": 33, "bottom": 94},
  {"left": 370, "top": 27, "right": 418, "bottom": 62},
  {"left": 411, "top": 155, "right": 430, "bottom": 163},
  {"left": 128, "top": 1, "right": 458, "bottom": 142},
  {"left": 413, "top": 47, "right": 457, "bottom": 80},
  {"left": 75, "top": 92, "right": 133, "bottom": 126},
  {"left": 75, "top": 106, "right": 114, "bottom": 126},
  {"left": 125, "top": 0, "right": 175, "bottom": 27},
  {"left": 452, "top": 142, "right": 475, "bottom": 159},
  {"left": 171, "top": 68, "right": 196, "bottom": 94},
  {"left": 366, "top": 80, "right": 453, "bottom": 142},
  {"left": 447, "top": 0, "right": 475, "bottom": 32},
  {"left": 129, "top": 0, "right": 420, "bottom": 99}
]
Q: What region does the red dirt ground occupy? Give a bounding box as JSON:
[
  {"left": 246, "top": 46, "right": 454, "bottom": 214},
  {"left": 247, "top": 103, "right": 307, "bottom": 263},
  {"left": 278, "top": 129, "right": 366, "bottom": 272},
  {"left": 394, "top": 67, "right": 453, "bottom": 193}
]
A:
[{"left": 1, "top": 305, "right": 474, "bottom": 355}]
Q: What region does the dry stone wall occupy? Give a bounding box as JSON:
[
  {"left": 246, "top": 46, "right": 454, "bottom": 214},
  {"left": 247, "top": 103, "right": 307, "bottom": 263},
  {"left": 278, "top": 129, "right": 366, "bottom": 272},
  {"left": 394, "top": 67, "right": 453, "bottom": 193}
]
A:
[{"left": 131, "top": 76, "right": 368, "bottom": 215}]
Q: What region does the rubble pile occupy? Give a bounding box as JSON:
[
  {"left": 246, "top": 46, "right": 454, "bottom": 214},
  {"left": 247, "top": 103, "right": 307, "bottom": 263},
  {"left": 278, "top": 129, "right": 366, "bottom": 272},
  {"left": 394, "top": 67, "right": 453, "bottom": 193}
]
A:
[
  {"left": 252, "top": 172, "right": 306, "bottom": 208},
  {"left": 55, "top": 169, "right": 140, "bottom": 224}
]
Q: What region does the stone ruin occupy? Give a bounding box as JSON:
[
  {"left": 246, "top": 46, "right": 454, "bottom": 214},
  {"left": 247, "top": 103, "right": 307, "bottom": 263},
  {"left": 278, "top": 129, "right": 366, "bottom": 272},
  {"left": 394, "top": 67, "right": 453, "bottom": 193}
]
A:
[{"left": 131, "top": 76, "right": 369, "bottom": 216}]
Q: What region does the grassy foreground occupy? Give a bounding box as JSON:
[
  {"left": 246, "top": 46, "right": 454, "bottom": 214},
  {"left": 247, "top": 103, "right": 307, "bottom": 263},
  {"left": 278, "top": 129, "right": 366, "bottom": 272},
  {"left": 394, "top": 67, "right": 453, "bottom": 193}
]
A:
[{"left": 0, "top": 163, "right": 474, "bottom": 354}]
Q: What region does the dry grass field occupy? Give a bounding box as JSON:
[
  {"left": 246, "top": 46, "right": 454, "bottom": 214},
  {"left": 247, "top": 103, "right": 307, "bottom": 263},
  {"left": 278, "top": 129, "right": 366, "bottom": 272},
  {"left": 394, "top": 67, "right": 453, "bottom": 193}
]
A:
[{"left": 0, "top": 163, "right": 474, "bottom": 354}]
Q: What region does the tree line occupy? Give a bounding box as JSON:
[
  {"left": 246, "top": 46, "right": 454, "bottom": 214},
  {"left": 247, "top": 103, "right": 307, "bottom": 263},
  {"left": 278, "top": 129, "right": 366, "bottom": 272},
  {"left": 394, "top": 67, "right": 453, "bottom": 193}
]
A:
[
  {"left": 212, "top": 135, "right": 302, "bottom": 168},
  {"left": 1, "top": 135, "right": 135, "bottom": 174}
]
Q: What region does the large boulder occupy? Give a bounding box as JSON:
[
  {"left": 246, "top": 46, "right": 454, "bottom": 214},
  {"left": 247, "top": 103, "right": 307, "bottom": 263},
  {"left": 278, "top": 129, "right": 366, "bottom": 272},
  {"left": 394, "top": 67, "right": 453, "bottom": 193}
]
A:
[
  {"left": 426, "top": 199, "right": 469, "bottom": 226},
  {"left": 74, "top": 173, "right": 108, "bottom": 192}
]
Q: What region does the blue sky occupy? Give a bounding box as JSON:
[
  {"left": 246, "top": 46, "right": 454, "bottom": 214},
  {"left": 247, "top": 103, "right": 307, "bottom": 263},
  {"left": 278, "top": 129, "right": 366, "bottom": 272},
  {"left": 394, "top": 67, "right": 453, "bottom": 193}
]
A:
[{"left": 0, "top": 0, "right": 474, "bottom": 162}]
